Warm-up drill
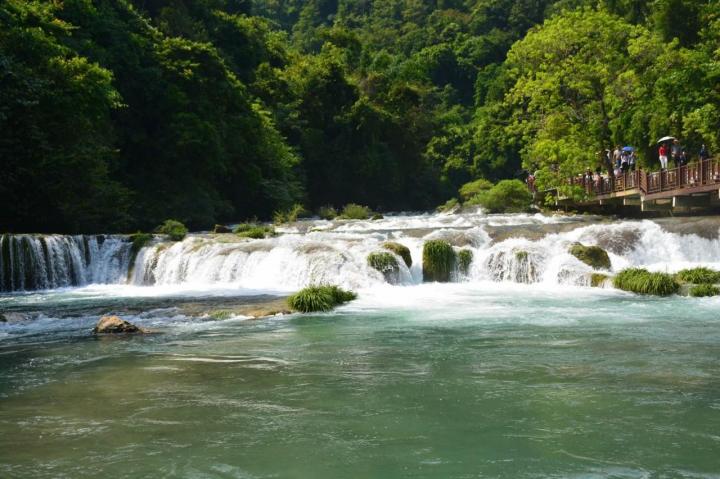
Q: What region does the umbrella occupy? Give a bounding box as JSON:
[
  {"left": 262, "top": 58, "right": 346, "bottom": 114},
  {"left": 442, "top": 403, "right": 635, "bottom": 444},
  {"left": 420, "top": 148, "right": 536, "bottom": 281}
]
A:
[
  {"left": 657, "top": 136, "right": 675, "bottom": 143},
  {"left": 622, "top": 146, "right": 634, "bottom": 152}
]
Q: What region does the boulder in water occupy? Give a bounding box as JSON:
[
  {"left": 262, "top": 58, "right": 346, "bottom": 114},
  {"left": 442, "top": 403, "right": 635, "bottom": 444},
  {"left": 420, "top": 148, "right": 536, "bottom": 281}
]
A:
[
  {"left": 423, "top": 240, "right": 456, "bottom": 282},
  {"left": 569, "top": 243, "right": 611, "bottom": 270},
  {"left": 367, "top": 252, "right": 400, "bottom": 283},
  {"left": 382, "top": 242, "right": 412, "bottom": 268},
  {"left": 93, "top": 315, "right": 144, "bottom": 334}
]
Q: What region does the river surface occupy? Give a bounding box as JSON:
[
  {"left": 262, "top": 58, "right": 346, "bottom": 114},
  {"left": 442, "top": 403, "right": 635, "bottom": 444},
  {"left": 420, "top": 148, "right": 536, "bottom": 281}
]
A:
[{"left": 1, "top": 212, "right": 720, "bottom": 478}]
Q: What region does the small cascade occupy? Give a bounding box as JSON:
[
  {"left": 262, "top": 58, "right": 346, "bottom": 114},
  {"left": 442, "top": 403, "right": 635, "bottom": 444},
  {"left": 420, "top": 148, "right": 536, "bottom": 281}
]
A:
[{"left": 0, "top": 234, "right": 131, "bottom": 292}]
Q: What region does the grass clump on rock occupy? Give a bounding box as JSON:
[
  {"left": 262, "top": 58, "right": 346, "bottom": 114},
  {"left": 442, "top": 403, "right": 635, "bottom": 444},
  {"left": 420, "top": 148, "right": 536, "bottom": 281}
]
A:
[
  {"left": 273, "top": 204, "right": 308, "bottom": 224},
  {"left": 457, "top": 249, "right": 473, "bottom": 275},
  {"left": 382, "top": 242, "right": 412, "bottom": 267},
  {"left": 287, "top": 285, "right": 357, "bottom": 313},
  {"left": 234, "top": 223, "right": 275, "bottom": 239},
  {"left": 339, "top": 203, "right": 371, "bottom": 220},
  {"left": 613, "top": 268, "right": 679, "bottom": 296},
  {"left": 367, "top": 252, "right": 400, "bottom": 282},
  {"left": 156, "top": 219, "right": 188, "bottom": 241},
  {"left": 423, "top": 240, "right": 456, "bottom": 282},
  {"left": 569, "top": 243, "right": 611, "bottom": 270},
  {"left": 675, "top": 267, "right": 720, "bottom": 284},
  {"left": 689, "top": 284, "right": 720, "bottom": 297},
  {"left": 318, "top": 205, "right": 338, "bottom": 220},
  {"left": 590, "top": 273, "right": 609, "bottom": 288}
]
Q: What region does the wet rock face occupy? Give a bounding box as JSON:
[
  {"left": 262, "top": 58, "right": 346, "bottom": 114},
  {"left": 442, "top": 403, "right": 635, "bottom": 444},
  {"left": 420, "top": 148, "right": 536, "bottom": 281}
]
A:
[
  {"left": 569, "top": 243, "right": 611, "bottom": 270},
  {"left": 93, "top": 315, "right": 143, "bottom": 334}
]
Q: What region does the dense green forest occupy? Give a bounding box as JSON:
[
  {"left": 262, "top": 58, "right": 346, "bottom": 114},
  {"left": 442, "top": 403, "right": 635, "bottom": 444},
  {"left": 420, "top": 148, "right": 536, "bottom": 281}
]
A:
[{"left": 1, "top": 0, "right": 718, "bottom": 233}]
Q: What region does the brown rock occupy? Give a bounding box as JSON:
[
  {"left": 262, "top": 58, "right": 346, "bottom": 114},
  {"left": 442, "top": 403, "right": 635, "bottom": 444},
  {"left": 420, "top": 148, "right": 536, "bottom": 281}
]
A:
[{"left": 93, "top": 315, "right": 144, "bottom": 334}]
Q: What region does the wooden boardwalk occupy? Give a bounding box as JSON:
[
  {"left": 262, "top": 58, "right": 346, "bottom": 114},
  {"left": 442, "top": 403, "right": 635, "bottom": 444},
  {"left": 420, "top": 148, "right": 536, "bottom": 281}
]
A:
[{"left": 557, "top": 158, "right": 720, "bottom": 212}]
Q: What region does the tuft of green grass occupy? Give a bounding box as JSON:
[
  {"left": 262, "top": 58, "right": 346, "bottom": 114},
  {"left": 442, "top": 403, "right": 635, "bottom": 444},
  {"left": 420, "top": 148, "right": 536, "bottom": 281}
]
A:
[
  {"left": 613, "top": 268, "right": 679, "bottom": 296},
  {"left": 287, "top": 285, "right": 358, "bottom": 313},
  {"left": 423, "top": 240, "right": 456, "bottom": 282},
  {"left": 208, "top": 310, "right": 233, "bottom": 320},
  {"left": 569, "top": 243, "right": 611, "bottom": 270},
  {"left": 689, "top": 284, "right": 720, "bottom": 297},
  {"left": 273, "top": 203, "right": 308, "bottom": 224},
  {"left": 371, "top": 213, "right": 384, "bottom": 220},
  {"left": 318, "top": 205, "right": 338, "bottom": 220},
  {"left": 675, "top": 267, "right": 720, "bottom": 285},
  {"left": 155, "top": 219, "right": 188, "bottom": 241},
  {"left": 457, "top": 249, "right": 473, "bottom": 275},
  {"left": 235, "top": 225, "right": 275, "bottom": 239},
  {"left": 338, "top": 203, "right": 371, "bottom": 220},
  {"left": 382, "top": 242, "right": 412, "bottom": 268}
]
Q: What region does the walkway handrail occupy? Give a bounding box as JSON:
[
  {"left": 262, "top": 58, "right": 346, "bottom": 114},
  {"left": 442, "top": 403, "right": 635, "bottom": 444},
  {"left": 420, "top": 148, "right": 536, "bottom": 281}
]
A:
[{"left": 570, "top": 158, "right": 720, "bottom": 198}]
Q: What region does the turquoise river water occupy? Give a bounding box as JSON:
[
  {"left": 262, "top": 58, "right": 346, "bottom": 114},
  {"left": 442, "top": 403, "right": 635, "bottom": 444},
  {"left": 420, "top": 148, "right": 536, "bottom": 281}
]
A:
[{"left": 1, "top": 213, "right": 720, "bottom": 478}]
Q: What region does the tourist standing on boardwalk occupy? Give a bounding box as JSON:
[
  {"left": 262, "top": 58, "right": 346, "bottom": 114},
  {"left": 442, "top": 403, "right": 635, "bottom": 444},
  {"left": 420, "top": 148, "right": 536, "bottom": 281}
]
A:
[
  {"left": 658, "top": 143, "right": 668, "bottom": 170},
  {"left": 671, "top": 139, "right": 682, "bottom": 167},
  {"left": 629, "top": 151, "right": 636, "bottom": 171},
  {"left": 700, "top": 144, "right": 709, "bottom": 161}
]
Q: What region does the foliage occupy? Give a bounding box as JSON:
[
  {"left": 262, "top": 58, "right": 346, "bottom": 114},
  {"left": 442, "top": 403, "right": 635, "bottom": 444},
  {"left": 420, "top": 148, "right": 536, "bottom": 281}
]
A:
[
  {"left": 457, "top": 249, "right": 473, "bottom": 276},
  {"left": 318, "top": 205, "right": 338, "bottom": 220},
  {"left": 613, "top": 268, "right": 679, "bottom": 296},
  {"left": 437, "top": 198, "right": 459, "bottom": 213},
  {"left": 273, "top": 204, "right": 308, "bottom": 224},
  {"left": 458, "top": 179, "right": 493, "bottom": 202},
  {"left": 675, "top": 267, "right": 720, "bottom": 284},
  {"left": 569, "top": 243, "right": 612, "bottom": 270},
  {"left": 383, "top": 242, "right": 412, "bottom": 268},
  {"left": 339, "top": 204, "right": 371, "bottom": 220},
  {"left": 468, "top": 180, "right": 532, "bottom": 213},
  {"left": 236, "top": 225, "right": 276, "bottom": 239},
  {"left": 128, "top": 233, "right": 153, "bottom": 256},
  {"left": 155, "top": 220, "right": 188, "bottom": 241},
  {"left": 422, "top": 240, "right": 456, "bottom": 283},
  {"left": 287, "top": 285, "right": 357, "bottom": 313},
  {"left": 689, "top": 284, "right": 720, "bottom": 298}
]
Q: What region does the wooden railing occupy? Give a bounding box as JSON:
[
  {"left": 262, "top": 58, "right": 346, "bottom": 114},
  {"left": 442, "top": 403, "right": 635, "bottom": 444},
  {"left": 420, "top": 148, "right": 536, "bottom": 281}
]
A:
[{"left": 570, "top": 158, "right": 720, "bottom": 198}]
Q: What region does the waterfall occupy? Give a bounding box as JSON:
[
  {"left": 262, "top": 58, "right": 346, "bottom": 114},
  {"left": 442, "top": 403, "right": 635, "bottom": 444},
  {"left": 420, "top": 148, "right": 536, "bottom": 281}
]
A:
[
  {"left": 3, "top": 215, "right": 720, "bottom": 294},
  {"left": 0, "top": 234, "right": 131, "bottom": 292}
]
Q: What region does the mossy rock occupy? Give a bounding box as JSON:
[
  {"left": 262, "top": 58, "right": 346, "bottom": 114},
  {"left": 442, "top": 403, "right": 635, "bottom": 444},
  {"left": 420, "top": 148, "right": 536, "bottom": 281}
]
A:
[
  {"left": 457, "top": 249, "right": 473, "bottom": 275},
  {"left": 590, "top": 273, "right": 609, "bottom": 288},
  {"left": 689, "top": 284, "right": 720, "bottom": 297},
  {"left": 675, "top": 267, "right": 720, "bottom": 285},
  {"left": 287, "top": 285, "right": 357, "bottom": 313},
  {"left": 234, "top": 224, "right": 275, "bottom": 239},
  {"left": 213, "top": 224, "right": 231, "bottom": 233},
  {"left": 382, "top": 242, "right": 412, "bottom": 268},
  {"left": 367, "top": 252, "right": 400, "bottom": 283},
  {"left": 569, "top": 243, "right": 611, "bottom": 270},
  {"left": 613, "top": 268, "right": 679, "bottom": 296},
  {"left": 423, "top": 240, "right": 456, "bottom": 283}
]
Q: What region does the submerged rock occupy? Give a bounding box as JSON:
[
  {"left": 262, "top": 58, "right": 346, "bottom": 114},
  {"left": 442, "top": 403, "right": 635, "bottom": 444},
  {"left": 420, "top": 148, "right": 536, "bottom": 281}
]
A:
[
  {"left": 569, "top": 243, "right": 611, "bottom": 270},
  {"left": 93, "top": 315, "right": 144, "bottom": 334}
]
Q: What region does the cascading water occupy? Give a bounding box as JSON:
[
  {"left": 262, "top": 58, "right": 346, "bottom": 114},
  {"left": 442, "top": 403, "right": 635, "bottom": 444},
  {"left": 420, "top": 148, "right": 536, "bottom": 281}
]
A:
[
  {"left": 3, "top": 214, "right": 720, "bottom": 293},
  {"left": 0, "top": 234, "right": 131, "bottom": 292}
]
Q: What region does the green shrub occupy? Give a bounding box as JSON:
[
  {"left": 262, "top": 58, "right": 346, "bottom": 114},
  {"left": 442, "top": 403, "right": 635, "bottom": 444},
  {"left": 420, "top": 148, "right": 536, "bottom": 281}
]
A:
[
  {"left": 468, "top": 179, "right": 532, "bottom": 213},
  {"left": 613, "top": 268, "right": 679, "bottom": 296},
  {"left": 569, "top": 243, "right": 611, "bottom": 270},
  {"left": 273, "top": 203, "right": 308, "bottom": 224},
  {"left": 287, "top": 285, "right": 358, "bottom": 313},
  {"left": 318, "top": 205, "right": 338, "bottom": 220},
  {"left": 689, "top": 284, "right": 720, "bottom": 297},
  {"left": 156, "top": 220, "right": 188, "bottom": 241},
  {"left": 458, "top": 178, "right": 493, "bottom": 202},
  {"left": 367, "top": 252, "right": 400, "bottom": 282},
  {"left": 233, "top": 223, "right": 254, "bottom": 233},
  {"left": 423, "top": 240, "right": 456, "bottom": 282},
  {"left": 238, "top": 226, "right": 275, "bottom": 239},
  {"left": 382, "top": 242, "right": 412, "bottom": 267},
  {"left": 457, "top": 249, "right": 473, "bottom": 275},
  {"left": 436, "top": 198, "right": 459, "bottom": 213},
  {"left": 675, "top": 267, "right": 720, "bottom": 284},
  {"left": 339, "top": 203, "right": 371, "bottom": 220},
  {"left": 128, "top": 232, "right": 153, "bottom": 256},
  {"left": 590, "top": 273, "right": 609, "bottom": 287}
]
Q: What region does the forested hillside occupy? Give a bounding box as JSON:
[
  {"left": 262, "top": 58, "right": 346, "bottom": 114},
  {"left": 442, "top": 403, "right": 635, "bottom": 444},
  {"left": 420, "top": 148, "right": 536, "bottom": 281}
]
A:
[{"left": 1, "top": 0, "right": 718, "bottom": 233}]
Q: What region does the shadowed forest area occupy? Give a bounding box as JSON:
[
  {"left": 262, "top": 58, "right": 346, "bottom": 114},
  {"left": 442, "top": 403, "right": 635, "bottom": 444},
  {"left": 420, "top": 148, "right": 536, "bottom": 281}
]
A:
[{"left": 1, "top": 0, "right": 719, "bottom": 233}]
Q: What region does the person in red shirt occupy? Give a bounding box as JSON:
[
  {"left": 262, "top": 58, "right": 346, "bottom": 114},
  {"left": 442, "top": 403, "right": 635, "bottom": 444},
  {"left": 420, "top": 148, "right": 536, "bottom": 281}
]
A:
[{"left": 658, "top": 144, "right": 668, "bottom": 170}]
